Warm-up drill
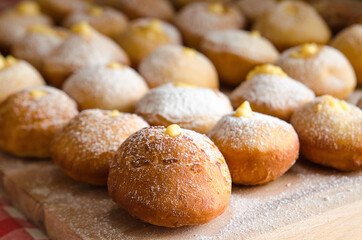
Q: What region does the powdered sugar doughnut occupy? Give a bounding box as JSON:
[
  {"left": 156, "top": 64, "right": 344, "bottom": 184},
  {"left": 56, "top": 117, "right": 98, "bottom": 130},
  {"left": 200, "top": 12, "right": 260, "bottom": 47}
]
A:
[
  {"left": 200, "top": 29, "right": 279, "bottom": 87},
  {"left": 63, "top": 63, "right": 148, "bottom": 112},
  {"left": 117, "top": 18, "right": 182, "bottom": 66},
  {"left": 229, "top": 64, "right": 315, "bottom": 121},
  {"left": 209, "top": 101, "right": 299, "bottom": 185},
  {"left": 113, "top": 0, "right": 174, "bottom": 21},
  {"left": 0, "top": 55, "right": 45, "bottom": 104},
  {"left": 43, "top": 22, "right": 130, "bottom": 88},
  {"left": 0, "top": 86, "right": 78, "bottom": 158},
  {"left": 11, "top": 24, "right": 68, "bottom": 72},
  {"left": 62, "top": 5, "right": 128, "bottom": 39},
  {"left": 276, "top": 44, "right": 356, "bottom": 99},
  {"left": 252, "top": 1, "right": 331, "bottom": 50},
  {"left": 331, "top": 24, "right": 362, "bottom": 85},
  {"left": 0, "top": 1, "right": 52, "bottom": 53},
  {"left": 290, "top": 95, "right": 362, "bottom": 171},
  {"left": 138, "top": 45, "right": 218, "bottom": 88},
  {"left": 174, "top": 2, "right": 245, "bottom": 48},
  {"left": 51, "top": 109, "right": 149, "bottom": 186},
  {"left": 135, "top": 83, "right": 233, "bottom": 133},
  {"left": 108, "top": 125, "right": 231, "bottom": 227}
]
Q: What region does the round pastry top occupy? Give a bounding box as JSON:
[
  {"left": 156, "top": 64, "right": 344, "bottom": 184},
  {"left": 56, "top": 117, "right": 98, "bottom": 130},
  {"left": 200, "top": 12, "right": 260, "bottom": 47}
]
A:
[
  {"left": 290, "top": 95, "right": 362, "bottom": 150},
  {"left": 53, "top": 109, "right": 149, "bottom": 156},
  {"left": 230, "top": 64, "right": 315, "bottom": 110},
  {"left": 209, "top": 106, "right": 296, "bottom": 152},
  {"left": 139, "top": 44, "right": 218, "bottom": 88},
  {"left": 63, "top": 63, "right": 147, "bottom": 94},
  {"left": 113, "top": 125, "right": 230, "bottom": 181},
  {"left": 135, "top": 83, "right": 232, "bottom": 122},
  {"left": 121, "top": 18, "right": 180, "bottom": 44},
  {"left": 0, "top": 86, "right": 77, "bottom": 125},
  {"left": 175, "top": 2, "right": 244, "bottom": 35},
  {"left": 201, "top": 29, "right": 279, "bottom": 62}
]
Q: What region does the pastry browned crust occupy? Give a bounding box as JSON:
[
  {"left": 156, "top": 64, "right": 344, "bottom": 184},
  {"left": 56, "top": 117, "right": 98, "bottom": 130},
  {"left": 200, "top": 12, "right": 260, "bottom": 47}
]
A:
[
  {"left": 108, "top": 126, "right": 231, "bottom": 227},
  {"left": 209, "top": 112, "right": 299, "bottom": 185},
  {"left": 0, "top": 86, "right": 78, "bottom": 158},
  {"left": 290, "top": 95, "right": 362, "bottom": 171},
  {"left": 331, "top": 24, "right": 362, "bottom": 85},
  {"left": 51, "top": 109, "right": 149, "bottom": 186}
]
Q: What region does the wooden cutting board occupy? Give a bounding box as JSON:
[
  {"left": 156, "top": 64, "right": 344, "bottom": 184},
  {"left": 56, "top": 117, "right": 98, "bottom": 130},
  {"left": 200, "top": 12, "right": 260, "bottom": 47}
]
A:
[{"left": 0, "top": 150, "right": 361, "bottom": 240}]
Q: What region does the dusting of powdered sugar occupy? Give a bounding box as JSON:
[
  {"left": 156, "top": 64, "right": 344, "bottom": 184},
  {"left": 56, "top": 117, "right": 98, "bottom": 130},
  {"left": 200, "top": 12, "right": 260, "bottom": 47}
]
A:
[
  {"left": 201, "top": 29, "right": 279, "bottom": 62},
  {"left": 290, "top": 96, "right": 362, "bottom": 151},
  {"left": 62, "top": 65, "right": 148, "bottom": 110},
  {"left": 0, "top": 86, "right": 78, "bottom": 130},
  {"left": 44, "top": 30, "right": 129, "bottom": 70},
  {"left": 134, "top": 83, "right": 233, "bottom": 131},
  {"left": 52, "top": 109, "right": 149, "bottom": 157},
  {"left": 276, "top": 46, "right": 356, "bottom": 94},
  {"left": 208, "top": 112, "right": 294, "bottom": 151},
  {"left": 229, "top": 73, "right": 315, "bottom": 110},
  {"left": 174, "top": 2, "right": 243, "bottom": 38}
]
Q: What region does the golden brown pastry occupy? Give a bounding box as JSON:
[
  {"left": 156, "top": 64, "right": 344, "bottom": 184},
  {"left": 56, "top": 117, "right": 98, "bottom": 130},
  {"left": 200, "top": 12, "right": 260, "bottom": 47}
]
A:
[
  {"left": 51, "top": 109, "right": 149, "bottom": 186},
  {"left": 200, "top": 29, "right": 279, "bottom": 87},
  {"left": 11, "top": 24, "right": 68, "bottom": 72},
  {"left": 290, "top": 95, "right": 362, "bottom": 171},
  {"left": 276, "top": 43, "right": 356, "bottom": 99},
  {"left": 253, "top": 1, "right": 331, "bottom": 51},
  {"left": 236, "top": 0, "right": 277, "bottom": 23},
  {"left": 43, "top": 22, "right": 130, "bottom": 88},
  {"left": 135, "top": 83, "right": 233, "bottom": 133},
  {"left": 108, "top": 125, "right": 231, "bottom": 227},
  {"left": 138, "top": 45, "right": 218, "bottom": 88},
  {"left": 331, "top": 24, "right": 362, "bottom": 85},
  {"left": 113, "top": 0, "right": 174, "bottom": 21},
  {"left": 0, "top": 86, "right": 78, "bottom": 158},
  {"left": 117, "top": 18, "right": 182, "bottom": 67},
  {"left": 209, "top": 101, "right": 299, "bottom": 185},
  {"left": 62, "top": 5, "right": 128, "bottom": 39},
  {"left": 174, "top": 2, "right": 245, "bottom": 49},
  {"left": 38, "top": 0, "right": 90, "bottom": 22},
  {"left": 63, "top": 62, "right": 148, "bottom": 112},
  {"left": 0, "top": 1, "right": 52, "bottom": 53},
  {"left": 0, "top": 55, "right": 45, "bottom": 104},
  {"left": 309, "top": 0, "right": 362, "bottom": 33},
  {"left": 229, "top": 64, "right": 315, "bottom": 121}
]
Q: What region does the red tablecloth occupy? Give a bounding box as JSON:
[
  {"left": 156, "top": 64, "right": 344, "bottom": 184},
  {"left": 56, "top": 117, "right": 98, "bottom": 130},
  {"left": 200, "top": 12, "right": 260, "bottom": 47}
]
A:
[{"left": 0, "top": 196, "right": 48, "bottom": 240}]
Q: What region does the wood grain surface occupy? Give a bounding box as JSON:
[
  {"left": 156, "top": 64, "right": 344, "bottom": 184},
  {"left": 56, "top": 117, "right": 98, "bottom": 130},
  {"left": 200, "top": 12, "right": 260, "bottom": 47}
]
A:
[{"left": 0, "top": 150, "right": 361, "bottom": 239}]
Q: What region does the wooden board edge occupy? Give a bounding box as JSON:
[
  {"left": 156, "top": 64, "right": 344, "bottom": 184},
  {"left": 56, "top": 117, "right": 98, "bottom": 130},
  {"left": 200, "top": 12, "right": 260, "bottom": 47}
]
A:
[
  {"left": 44, "top": 206, "right": 84, "bottom": 240},
  {"left": 2, "top": 175, "right": 45, "bottom": 229},
  {"left": 252, "top": 200, "right": 362, "bottom": 240}
]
